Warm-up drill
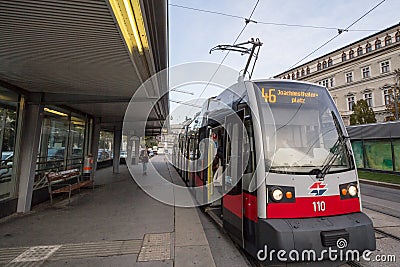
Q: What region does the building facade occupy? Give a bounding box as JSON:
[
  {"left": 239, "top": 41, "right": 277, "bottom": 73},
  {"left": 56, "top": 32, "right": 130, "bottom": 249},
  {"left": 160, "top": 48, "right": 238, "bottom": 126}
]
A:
[{"left": 275, "top": 23, "right": 400, "bottom": 125}]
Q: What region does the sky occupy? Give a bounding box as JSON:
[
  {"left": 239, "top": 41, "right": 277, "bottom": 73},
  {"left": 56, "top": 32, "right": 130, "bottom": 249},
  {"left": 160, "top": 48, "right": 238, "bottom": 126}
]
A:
[{"left": 167, "top": 0, "right": 400, "bottom": 123}]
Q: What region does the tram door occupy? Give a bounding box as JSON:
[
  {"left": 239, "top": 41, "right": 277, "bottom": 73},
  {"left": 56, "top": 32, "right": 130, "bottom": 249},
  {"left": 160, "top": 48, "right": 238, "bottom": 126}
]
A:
[
  {"left": 184, "top": 135, "right": 190, "bottom": 183},
  {"left": 223, "top": 110, "right": 244, "bottom": 246},
  {"left": 194, "top": 126, "right": 208, "bottom": 204},
  {"left": 187, "top": 134, "right": 198, "bottom": 187}
]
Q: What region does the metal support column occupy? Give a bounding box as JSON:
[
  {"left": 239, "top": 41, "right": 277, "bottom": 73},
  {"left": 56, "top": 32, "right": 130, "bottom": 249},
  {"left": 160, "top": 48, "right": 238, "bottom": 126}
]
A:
[
  {"left": 90, "top": 118, "right": 101, "bottom": 180},
  {"left": 127, "top": 135, "right": 133, "bottom": 166},
  {"left": 113, "top": 125, "right": 122, "bottom": 174},
  {"left": 17, "top": 103, "right": 43, "bottom": 213},
  {"left": 134, "top": 138, "right": 140, "bottom": 166}
]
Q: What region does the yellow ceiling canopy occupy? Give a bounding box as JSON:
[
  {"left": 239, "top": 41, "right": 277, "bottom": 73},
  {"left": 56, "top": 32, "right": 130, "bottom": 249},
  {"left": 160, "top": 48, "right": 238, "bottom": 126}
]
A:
[{"left": 109, "top": 0, "right": 149, "bottom": 54}]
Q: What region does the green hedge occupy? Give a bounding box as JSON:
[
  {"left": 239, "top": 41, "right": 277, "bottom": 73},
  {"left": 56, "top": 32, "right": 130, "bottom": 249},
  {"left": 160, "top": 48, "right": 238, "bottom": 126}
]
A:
[{"left": 358, "top": 170, "right": 400, "bottom": 185}]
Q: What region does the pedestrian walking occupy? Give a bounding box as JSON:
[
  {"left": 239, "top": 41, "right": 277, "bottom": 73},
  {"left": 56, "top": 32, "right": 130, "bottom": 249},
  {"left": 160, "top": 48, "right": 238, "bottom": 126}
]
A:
[{"left": 140, "top": 149, "right": 149, "bottom": 175}]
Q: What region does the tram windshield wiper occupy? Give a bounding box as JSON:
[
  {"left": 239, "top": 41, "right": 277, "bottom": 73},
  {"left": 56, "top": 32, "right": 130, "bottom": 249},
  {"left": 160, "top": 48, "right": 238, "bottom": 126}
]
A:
[{"left": 312, "top": 111, "right": 349, "bottom": 180}]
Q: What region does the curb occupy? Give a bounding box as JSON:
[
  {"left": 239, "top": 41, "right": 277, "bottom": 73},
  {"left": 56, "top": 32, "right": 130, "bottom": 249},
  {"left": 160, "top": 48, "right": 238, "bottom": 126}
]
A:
[{"left": 359, "top": 178, "right": 400, "bottom": 190}]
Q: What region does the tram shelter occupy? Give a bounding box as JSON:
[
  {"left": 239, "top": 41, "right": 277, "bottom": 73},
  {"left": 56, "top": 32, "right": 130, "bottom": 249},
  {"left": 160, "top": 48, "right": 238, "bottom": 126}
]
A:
[{"left": 0, "top": 0, "right": 168, "bottom": 217}]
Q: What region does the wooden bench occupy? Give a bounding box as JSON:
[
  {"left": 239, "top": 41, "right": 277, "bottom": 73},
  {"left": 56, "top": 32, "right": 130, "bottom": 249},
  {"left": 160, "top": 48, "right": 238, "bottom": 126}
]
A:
[{"left": 46, "top": 169, "right": 94, "bottom": 204}]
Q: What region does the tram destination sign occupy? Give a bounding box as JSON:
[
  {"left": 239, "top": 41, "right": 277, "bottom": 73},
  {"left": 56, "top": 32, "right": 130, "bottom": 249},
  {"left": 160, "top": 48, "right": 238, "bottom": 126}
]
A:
[{"left": 260, "top": 87, "right": 320, "bottom": 105}]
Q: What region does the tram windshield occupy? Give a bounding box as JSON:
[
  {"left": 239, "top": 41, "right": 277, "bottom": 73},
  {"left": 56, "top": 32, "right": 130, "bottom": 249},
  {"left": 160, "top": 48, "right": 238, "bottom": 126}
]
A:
[{"left": 254, "top": 81, "right": 352, "bottom": 174}]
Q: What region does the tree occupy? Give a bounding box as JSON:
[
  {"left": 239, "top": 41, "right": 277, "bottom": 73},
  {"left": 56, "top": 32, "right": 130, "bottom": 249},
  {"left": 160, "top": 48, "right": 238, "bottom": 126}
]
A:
[
  {"left": 385, "top": 69, "right": 400, "bottom": 121},
  {"left": 350, "top": 99, "right": 377, "bottom": 125},
  {"left": 144, "top": 136, "right": 158, "bottom": 148}
]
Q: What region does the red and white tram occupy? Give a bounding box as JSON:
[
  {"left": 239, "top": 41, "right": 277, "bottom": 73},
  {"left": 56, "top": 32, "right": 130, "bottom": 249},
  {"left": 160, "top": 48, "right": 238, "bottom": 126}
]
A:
[{"left": 173, "top": 79, "right": 375, "bottom": 264}]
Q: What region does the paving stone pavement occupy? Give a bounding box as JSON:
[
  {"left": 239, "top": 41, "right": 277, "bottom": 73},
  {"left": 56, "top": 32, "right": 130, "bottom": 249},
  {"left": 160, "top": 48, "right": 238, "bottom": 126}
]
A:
[{"left": 0, "top": 157, "right": 248, "bottom": 266}]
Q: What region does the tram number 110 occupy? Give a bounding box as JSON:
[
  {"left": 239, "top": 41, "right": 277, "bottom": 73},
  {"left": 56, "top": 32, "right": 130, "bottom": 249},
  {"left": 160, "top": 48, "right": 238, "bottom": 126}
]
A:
[{"left": 312, "top": 201, "right": 326, "bottom": 212}]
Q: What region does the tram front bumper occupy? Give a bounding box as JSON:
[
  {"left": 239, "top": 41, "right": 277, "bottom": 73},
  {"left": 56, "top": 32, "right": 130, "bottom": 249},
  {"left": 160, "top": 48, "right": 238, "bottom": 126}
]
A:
[{"left": 257, "top": 212, "right": 376, "bottom": 262}]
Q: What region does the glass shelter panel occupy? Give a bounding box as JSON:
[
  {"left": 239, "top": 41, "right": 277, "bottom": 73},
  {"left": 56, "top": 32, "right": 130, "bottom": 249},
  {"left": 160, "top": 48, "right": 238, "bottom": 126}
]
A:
[
  {"left": 364, "top": 140, "right": 393, "bottom": 171},
  {"left": 351, "top": 141, "right": 364, "bottom": 168},
  {"left": 98, "top": 131, "right": 114, "bottom": 162},
  {"left": 35, "top": 107, "right": 88, "bottom": 189},
  {"left": 68, "top": 116, "right": 85, "bottom": 169},
  {"left": 0, "top": 88, "right": 19, "bottom": 200},
  {"left": 393, "top": 140, "right": 400, "bottom": 171},
  {"left": 38, "top": 108, "right": 69, "bottom": 173}
]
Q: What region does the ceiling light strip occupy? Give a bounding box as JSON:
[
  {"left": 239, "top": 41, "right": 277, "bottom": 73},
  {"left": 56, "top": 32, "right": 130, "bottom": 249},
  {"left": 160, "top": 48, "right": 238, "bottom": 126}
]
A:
[{"left": 108, "top": 0, "right": 148, "bottom": 55}]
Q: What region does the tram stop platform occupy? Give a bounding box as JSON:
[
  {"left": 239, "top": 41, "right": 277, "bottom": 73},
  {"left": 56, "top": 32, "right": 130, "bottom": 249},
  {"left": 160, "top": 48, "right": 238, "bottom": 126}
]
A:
[{"left": 0, "top": 156, "right": 250, "bottom": 267}]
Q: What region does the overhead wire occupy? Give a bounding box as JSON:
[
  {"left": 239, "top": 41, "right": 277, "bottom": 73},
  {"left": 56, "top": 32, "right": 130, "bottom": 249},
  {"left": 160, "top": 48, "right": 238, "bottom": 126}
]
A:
[
  {"left": 188, "top": 0, "right": 260, "bottom": 113},
  {"left": 169, "top": 3, "right": 244, "bottom": 20},
  {"left": 169, "top": 3, "right": 379, "bottom": 32},
  {"left": 287, "top": 0, "right": 386, "bottom": 70},
  {"left": 170, "top": 99, "right": 202, "bottom": 108}
]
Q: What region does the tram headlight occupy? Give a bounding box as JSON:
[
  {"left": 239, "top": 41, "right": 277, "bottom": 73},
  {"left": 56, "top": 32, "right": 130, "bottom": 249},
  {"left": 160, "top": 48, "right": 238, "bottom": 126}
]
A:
[
  {"left": 348, "top": 185, "right": 358, "bottom": 197},
  {"left": 271, "top": 188, "right": 283, "bottom": 202}
]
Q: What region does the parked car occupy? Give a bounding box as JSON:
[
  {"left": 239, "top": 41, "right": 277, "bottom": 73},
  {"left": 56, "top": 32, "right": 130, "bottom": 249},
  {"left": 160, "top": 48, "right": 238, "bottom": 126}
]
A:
[
  {"left": 152, "top": 146, "right": 158, "bottom": 155},
  {"left": 47, "top": 147, "right": 65, "bottom": 160},
  {"left": 120, "top": 151, "right": 127, "bottom": 158},
  {"left": 98, "top": 149, "right": 111, "bottom": 161},
  {"left": 0, "top": 151, "right": 13, "bottom": 178}
]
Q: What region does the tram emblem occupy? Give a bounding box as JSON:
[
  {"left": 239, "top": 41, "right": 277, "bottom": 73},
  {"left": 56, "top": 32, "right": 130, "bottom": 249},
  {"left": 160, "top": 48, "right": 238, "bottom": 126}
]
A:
[{"left": 309, "top": 182, "right": 327, "bottom": 196}]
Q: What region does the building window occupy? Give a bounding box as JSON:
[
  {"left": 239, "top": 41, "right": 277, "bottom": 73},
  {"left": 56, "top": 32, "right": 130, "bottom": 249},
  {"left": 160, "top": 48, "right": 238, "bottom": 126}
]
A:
[
  {"left": 385, "top": 35, "right": 392, "bottom": 46},
  {"left": 346, "top": 72, "right": 353, "bottom": 83},
  {"left": 348, "top": 96, "right": 355, "bottom": 111},
  {"left": 396, "top": 31, "right": 400, "bottom": 42},
  {"left": 341, "top": 52, "right": 347, "bottom": 62},
  {"left": 357, "top": 46, "right": 363, "bottom": 56},
  {"left": 362, "top": 66, "right": 370, "bottom": 79},
  {"left": 296, "top": 70, "right": 300, "bottom": 78},
  {"left": 322, "top": 79, "right": 329, "bottom": 88},
  {"left": 375, "top": 39, "right": 381, "bottom": 49},
  {"left": 381, "top": 61, "right": 390, "bottom": 73},
  {"left": 322, "top": 61, "right": 327, "bottom": 69},
  {"left": 349, "top": 49, "right": 354, "bottom": 59},
  {"left": 306, "top": 66, "right": 310, "bottom": 74},
  {"left": 384, "top": 89, "right": 392, "bottom": 106},
  {"left": 328, "top": 58, "right": 333, "bottom": 67},
  {"left": 364, "top": 92, "right": 373, "bottom": 107},
  {"left": 330, "top": 78, "right": 334, "bottom": 88},
  {"left": 366, "top": 43, "right": 372, "bottom": 53},
  {"left": 301, "top": 69, "right": 305, "bottom": 76},
  {"left": 317, "top": 62, "right": 321, "bottom": 71}
]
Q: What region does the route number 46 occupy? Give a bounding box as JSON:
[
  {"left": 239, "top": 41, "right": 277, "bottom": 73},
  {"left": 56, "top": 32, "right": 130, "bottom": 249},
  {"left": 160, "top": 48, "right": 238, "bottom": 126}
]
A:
[
  {"left": 312, "top": 201, "right": 326, "bottom": 212},
  {"left": 262, "top": 88, "right": 276, "bottom": 103}
]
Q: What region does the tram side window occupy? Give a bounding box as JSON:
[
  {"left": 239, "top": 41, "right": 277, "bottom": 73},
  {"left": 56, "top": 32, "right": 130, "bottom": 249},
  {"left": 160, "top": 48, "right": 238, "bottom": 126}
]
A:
[
  {"left": 225, "top": 130, "right": 231, "bottom": 182},
  {"left": 224, "top": 123, "right": 243, "bottom": 194},
  {"left": 243, "top": 119, "right": 255, "bottom": 174}
]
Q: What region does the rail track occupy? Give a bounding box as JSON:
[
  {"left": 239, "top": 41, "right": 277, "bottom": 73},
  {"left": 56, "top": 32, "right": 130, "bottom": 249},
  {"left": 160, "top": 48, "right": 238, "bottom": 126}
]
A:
[{"left": 362, "top": 207, "right": 400, "bottom": 243}]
